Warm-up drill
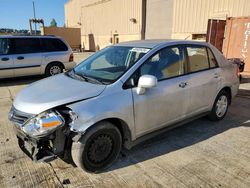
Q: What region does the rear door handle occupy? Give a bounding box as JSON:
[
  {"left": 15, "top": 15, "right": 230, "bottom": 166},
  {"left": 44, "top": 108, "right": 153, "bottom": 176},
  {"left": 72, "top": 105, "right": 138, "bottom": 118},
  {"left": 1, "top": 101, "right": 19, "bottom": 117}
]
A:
[
  {"left": 1, "top": 57, "right": 9, "bottom": 61},
  {"left": 17, "top": 56, "right": 24, "bottom": 60},
  {"left": 214, "top": 73, "right": 220, "bottom": 78},
  {"left": 179, "top": 82, "right": 188, "bottom": 88}
]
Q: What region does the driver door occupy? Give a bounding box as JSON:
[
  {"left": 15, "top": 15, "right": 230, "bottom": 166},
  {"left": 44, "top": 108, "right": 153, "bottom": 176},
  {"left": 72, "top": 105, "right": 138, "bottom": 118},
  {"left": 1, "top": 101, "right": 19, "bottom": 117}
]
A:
[{"left": 131, "top": 46, "right": 190, "bottom": 137}]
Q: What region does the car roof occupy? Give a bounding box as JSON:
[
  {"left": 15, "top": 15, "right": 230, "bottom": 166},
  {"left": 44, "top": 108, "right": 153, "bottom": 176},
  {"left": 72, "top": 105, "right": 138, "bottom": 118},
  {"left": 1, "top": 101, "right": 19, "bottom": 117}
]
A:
[
  {"left": 115, "top": 39, "right": 209, "bottom": 49},
  {"left": 0, "top": 35, "right": 58, "bottom": 39}
]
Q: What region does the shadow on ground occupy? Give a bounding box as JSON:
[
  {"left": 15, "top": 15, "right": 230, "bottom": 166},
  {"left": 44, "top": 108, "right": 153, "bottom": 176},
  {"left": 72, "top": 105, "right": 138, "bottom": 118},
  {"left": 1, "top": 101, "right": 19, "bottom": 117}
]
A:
[{"left": 105, "top": 100, "right": 250, "bottom": 172}]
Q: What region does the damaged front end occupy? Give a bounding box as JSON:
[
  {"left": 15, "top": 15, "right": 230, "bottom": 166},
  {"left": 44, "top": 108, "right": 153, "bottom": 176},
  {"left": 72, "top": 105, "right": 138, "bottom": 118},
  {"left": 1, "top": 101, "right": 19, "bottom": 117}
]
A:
[{"left": 9, "top": 106, "right": 72, "bottom": 162}]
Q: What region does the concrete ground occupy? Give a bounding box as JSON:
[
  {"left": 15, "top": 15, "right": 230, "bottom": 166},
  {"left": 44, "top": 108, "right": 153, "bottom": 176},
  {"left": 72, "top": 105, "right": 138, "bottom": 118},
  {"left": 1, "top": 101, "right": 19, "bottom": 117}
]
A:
[{"left": 0, "top": 53, "right": 250, "bottom": 187}]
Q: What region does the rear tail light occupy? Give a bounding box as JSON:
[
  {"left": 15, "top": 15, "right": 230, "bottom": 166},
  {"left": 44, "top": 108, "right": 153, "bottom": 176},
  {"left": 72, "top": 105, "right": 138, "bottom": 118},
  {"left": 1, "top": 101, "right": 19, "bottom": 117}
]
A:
[
  {"left": 236, "top": 65, "right": 240, "bottom": 78},
  {"left": 69, "top": 53, "right": 74, "bottom": 62}
]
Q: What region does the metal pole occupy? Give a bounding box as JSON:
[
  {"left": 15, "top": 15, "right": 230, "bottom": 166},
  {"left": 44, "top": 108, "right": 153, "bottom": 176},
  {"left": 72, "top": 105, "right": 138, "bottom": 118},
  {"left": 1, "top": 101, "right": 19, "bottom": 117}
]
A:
[
  {"left": 33, "top": 1, "right": 37, "bottom": 35},
  {"left": 208, "top": 19, "right": 213, "bottom": 43},
  {"left": 29, "top": 19, "right": 33, "bottom": 34}
]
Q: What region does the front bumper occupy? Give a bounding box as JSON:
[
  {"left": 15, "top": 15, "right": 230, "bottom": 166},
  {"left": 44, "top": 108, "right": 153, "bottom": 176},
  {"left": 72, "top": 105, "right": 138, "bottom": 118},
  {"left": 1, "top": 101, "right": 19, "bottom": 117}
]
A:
[{"left": 14, "top": 125, "right": 67, "bottom": 162}]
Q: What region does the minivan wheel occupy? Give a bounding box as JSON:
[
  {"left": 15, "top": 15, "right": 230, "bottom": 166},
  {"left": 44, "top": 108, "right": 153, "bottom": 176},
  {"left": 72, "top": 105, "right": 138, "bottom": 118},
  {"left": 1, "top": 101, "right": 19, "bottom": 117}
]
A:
[
  {"left": 45, "top": 63, "right": 64, "bottom": 77},
  {"left": 71, "top": 121, "right": 122, "bottom": 173},
  {"left": 208, "top": 90, "right": 229, "bottom": 121}
]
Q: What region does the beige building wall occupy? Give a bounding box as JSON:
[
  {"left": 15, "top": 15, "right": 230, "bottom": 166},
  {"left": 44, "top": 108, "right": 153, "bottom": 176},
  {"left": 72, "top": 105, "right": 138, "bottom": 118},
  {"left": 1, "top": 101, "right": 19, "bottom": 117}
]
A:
[
  {"left": 145, "top": 0, "right": 174, "bottom": 39},
  {"left": 65, "top": 0, "right": 98, "bottom": 28},
  {"left": 65, "top": 0, "right": 143, "bottom": 51},
  {"left": 65, "top": 0, "right": 250, "bottom": 48},
  {"left": 172, "top": 0, "right": 250, "bottom": 39},
  {"left": 41, "top": 27, "right": 81, "bottom": 50}
]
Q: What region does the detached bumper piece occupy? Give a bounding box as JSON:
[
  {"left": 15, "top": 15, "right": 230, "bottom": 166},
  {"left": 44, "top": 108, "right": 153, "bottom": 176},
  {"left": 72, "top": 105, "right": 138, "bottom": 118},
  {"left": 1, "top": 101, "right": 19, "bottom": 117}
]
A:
[{"left": 15, "top": 127, "right": 67, "bottom": 163}]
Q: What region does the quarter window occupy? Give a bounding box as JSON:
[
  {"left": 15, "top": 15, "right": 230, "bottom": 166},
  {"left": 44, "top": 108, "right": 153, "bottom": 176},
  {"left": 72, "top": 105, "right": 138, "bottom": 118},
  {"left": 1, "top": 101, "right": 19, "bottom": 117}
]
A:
[
  {"left": 140, "top": 47, "right": 184, "bottom": 80},
  {"left": 186, "top": 46, "right": 209, "bottom": 73},
  {"left": 42, "top": 38, "right": 68, "bottom": 52},
  {"left": 207, "top": 48, "right": 218, "bottom": 68}
]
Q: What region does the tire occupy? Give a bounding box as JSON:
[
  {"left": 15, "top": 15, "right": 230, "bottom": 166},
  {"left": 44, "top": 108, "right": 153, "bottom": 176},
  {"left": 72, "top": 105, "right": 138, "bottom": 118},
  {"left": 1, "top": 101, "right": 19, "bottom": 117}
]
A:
[
  {"left": 45, "top": 63, "right": 64, "bottom": 77},
  {"left": 71, "top": 121, "right": 122, "bottom": 173},
  {"left": 208, "top": 90, "right": 230, "bottom": 121}
]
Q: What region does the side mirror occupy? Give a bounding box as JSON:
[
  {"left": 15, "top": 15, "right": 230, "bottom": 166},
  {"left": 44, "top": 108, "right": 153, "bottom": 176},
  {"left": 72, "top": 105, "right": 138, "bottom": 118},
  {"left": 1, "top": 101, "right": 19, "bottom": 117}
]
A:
[{"left": 137, "top": 75, "right": 157, "bottom": 95}]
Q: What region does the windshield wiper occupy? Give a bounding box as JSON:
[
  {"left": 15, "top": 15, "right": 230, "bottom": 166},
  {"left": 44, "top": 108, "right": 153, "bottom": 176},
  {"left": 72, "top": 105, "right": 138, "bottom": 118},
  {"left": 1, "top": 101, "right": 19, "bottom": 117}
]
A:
[
  {"left": 69, "top": 69, "right": 106, "bottom": 85},
  {"left": 79, "top": 74, "right": 105, "bottom": 85},
  {"left": 75, "top": 72, "right": 104, "bottom": 85}
]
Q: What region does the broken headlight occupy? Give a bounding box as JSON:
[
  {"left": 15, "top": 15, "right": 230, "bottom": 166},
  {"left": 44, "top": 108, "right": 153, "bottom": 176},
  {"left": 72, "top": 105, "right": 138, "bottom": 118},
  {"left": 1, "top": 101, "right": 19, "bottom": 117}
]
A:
[{"left": 22, "top": 110, "right": 64, "bottom": 137}]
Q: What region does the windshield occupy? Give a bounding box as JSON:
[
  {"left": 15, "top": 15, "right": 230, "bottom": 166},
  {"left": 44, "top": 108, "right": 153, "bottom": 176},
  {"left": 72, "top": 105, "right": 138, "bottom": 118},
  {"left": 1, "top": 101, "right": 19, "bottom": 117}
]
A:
[{"left": 71, "top": 46, "right": 150, "bottom": 84}]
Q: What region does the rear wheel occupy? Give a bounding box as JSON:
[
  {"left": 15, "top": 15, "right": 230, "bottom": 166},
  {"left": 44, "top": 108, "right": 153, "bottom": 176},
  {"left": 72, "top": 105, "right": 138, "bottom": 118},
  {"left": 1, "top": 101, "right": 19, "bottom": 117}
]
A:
[
  {"left": 45, "top": 63, "right": 64, "bottom": 77},
  {"left": 208, "top": 90, "right": 230, "bottom": 121},
  {"left": 71, "top": 121, "right": 122, "bottom": 172}
]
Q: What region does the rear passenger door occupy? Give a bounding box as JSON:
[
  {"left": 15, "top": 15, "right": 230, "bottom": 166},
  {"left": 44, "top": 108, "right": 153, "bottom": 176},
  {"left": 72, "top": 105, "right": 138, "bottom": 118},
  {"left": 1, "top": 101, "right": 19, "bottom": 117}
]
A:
[
  {"left": 10, "top": 38, "right": 42, "bottom": 76},
  {"left": 0, "top": 38, "right": 14, "bottom": 78},
  {"left": 185, "top": 45, "right": 220, "bottom": 116}
]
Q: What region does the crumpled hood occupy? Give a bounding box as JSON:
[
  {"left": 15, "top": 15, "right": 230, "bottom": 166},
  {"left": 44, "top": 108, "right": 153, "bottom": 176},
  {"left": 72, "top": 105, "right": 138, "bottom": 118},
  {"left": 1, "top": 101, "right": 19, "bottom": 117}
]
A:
[{"left": 13, "top": 74, "right": 106, "bottom": 114}]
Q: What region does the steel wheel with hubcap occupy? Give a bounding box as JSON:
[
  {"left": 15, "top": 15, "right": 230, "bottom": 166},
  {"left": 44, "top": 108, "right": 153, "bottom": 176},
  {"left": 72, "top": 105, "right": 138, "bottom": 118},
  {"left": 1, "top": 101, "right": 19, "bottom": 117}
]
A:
[
  {"left": 208, "top": 90, "right": 230, "bottom": 121},
  {"left": 215, "top": 95, "right": 228, "bottom": 118},
  {"left": 45, "top": 63, "right": 63, "bottom": 77},
  {"left": 71, "top": 121, "right": 122, "bottom": 172},
  {"left": 50, "top": 66, "right": 62, "bottom": 75}
]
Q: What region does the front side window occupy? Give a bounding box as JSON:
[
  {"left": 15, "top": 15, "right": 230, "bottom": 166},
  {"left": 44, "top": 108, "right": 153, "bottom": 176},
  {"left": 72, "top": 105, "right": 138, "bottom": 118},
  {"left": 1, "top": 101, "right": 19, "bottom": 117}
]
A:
[
  {"left": 186, "top": 46, "right": 209, "bottom": 72},
  {"left": 0, "top": 38, "right": 9, "bottom": 55},
  {"left": 139, "top": 46, "right": 185, "bottom": 80},
  {"left": 10, "top": 38, "right": 41, "bottom": 54},
  {"left": 71, "top": 46, "right": 149, "bottom": 84}
]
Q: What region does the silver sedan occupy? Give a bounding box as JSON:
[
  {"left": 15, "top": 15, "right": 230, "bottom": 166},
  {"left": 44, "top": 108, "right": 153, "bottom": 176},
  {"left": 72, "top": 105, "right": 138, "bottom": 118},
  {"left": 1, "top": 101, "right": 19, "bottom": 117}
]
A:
[{"left": 9, "top": 40, "right": 239, "bottom": 172}]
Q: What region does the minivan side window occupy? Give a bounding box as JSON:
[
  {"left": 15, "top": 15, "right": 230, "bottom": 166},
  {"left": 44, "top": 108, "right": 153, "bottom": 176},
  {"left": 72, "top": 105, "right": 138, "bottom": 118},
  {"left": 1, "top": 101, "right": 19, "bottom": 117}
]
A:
[
  {"left": 0, "top": 38, "right": 9, "bottom": 55},
  {"left": 186, "top": 46, "right": 209, "bottom": 73},
  {"left": 42, "top": 39, "right": 68, "bottom": 52},
  {"left": 207, "top": 48, "right": 218, "bottom": 68},
  {"left": 139, "top": 47, "right": 185, "bottom": 80},
  {"left": 10, "top": 38, "right": 41, "bottom": 54}
]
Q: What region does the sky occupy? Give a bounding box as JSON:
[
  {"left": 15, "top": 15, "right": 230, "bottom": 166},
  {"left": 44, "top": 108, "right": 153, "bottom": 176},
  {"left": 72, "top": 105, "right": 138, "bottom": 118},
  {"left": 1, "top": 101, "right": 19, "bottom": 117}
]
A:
[{"left": 0, "top": 0, "right": 68, "bottom": 29}]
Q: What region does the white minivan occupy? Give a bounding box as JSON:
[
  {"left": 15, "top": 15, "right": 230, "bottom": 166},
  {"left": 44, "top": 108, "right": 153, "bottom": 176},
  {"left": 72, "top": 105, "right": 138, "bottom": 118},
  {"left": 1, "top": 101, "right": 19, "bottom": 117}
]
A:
[{"left": 0, "top": 35, "right": 76, "bottom": 78}]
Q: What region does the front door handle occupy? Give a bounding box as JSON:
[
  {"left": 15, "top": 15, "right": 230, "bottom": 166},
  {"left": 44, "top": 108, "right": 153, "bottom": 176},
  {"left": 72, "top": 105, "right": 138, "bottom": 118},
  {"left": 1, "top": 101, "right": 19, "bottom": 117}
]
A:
[
  {"left": 179, "top": 82, "right": 188, "bottom": 88},
  {"left": 17, "top": 56, "right": 24, "bottom": 60}
]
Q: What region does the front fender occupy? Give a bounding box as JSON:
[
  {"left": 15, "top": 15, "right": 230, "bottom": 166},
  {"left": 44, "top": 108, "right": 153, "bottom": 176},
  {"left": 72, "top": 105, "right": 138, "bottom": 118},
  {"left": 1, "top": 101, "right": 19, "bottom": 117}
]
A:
[{"left": 67, "top": 88, "right": 135, "bottom": 140}]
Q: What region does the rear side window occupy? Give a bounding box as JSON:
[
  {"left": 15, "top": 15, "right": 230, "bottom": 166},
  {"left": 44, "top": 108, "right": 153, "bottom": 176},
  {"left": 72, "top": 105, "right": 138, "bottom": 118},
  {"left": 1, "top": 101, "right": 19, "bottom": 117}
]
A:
[
  {"left": 42, "top": 38, "right": 68, "bottom": 52},
  {"left": 0, "top": 38, "right": 9, "bottom": 55},
  {"left": 207, "top": 48, "right": 218, "bottom": 68},
  {"left": 186, "top": 46, "right": 209, "bottom": 73},
  {"left": 10, "top": 38, "right": 41, "bottom": 54}
]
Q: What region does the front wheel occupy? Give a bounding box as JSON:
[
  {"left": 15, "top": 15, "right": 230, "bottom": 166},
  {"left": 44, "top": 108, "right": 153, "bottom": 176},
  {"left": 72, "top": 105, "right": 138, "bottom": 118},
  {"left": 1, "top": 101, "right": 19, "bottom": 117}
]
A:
[
  {"left": 71, "top": 121, "right": 122, "bottom": 173},
  {"left": 208, "top": 90, "right": 230, "bottom": 121}
]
